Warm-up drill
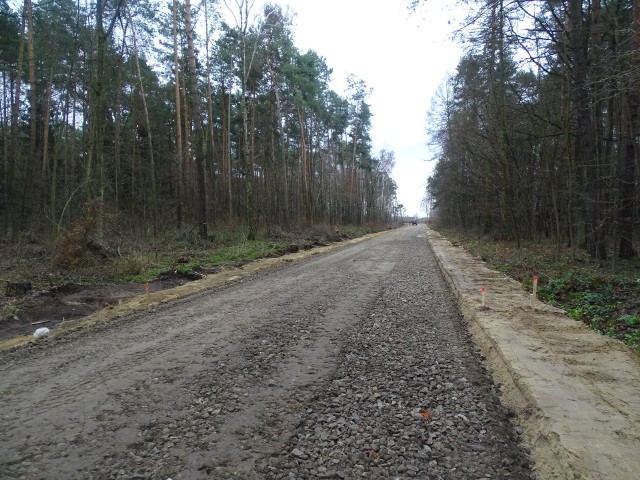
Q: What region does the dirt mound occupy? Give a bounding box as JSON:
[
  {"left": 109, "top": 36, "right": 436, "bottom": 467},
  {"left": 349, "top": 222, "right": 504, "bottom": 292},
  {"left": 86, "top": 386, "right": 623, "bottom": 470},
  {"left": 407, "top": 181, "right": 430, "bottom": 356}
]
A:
[
  {"left": 0, "top": 276, "right": 197, "bottom": 342},
  {"left": 427, "top": 228, "right": 640, "bottom": 480}
]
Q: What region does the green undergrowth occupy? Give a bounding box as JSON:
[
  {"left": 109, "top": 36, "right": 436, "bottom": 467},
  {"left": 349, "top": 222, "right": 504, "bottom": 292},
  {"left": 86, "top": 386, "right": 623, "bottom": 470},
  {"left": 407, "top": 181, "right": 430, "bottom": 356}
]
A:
[
  {"left": 120, "top": 239, "right": 286, "bottom": 284},
  {"left": 437, "top": 228, "right": 640, "bottom": 354},
  {"left": 0, "top": 223, "right": 385, "bottom": 289}
]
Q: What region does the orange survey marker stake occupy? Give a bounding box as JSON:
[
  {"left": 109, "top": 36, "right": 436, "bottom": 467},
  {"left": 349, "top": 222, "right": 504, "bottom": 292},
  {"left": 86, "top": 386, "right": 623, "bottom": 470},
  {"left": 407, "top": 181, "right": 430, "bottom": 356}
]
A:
[
  {"left": 532, "top": 275, "right": 538, "bottom": 300},
  {"left": 481, "top": 287, "right": 485, "bottom": 307},
  {"left": 144, "top": 283, "right": 150, "bottom": 294}
]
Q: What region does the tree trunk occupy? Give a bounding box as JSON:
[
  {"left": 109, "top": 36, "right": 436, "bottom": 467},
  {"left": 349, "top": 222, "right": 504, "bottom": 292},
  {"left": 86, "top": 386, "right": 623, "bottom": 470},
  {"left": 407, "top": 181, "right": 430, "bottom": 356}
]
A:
[
  {"left": 46, "top": 73, "right": 58, "bottom": 264},
  {"left": 184, "top": 0, "right": 208, "bottom": 238},
  {"left": 297, "top": 106, "right": 308, "bottom": 222},
  {"left": 221, "top": 83, "right": 232, "bottom": 221},
  {"left": 87, "top": 0, "right": 124, "bottom": 240},
  {"left": 181, "top": 65, "right": 193, "bottom": 211},
  {"left": 250, "top": 88, "right": 257, "bottom": 224},
  {"left": 265, "top": 55, "right": 288, "bottom": 227},
  {"left": 65, "top": 69, "right": 79, "bottom": 227},
  {"left": 113, "top": 37, "right": 125, "bottom": 212},
  {"left": 128, "top": 6, "right": 157, "bottom": 236},
  {"left": 23, "top": 0, "right": 37, "bottom": 229},
  {"left": 569, "top": 0, "right": 605, "bottom": 260},
  {"left": 7, "top": 5, "right": 26, "bottom": 234},
  {"left": 1, "top": 71, "right": 8, "bottom": 223},
  {"left": 41, "top": 72, "right": 53, "bottom": 182},
  {"left": 173, "top": 0, "right": 183, "bottom": 230},
  {"left": 619, "top": 0, "right": 640, "bottom": 259},
  {"left": 204, "top": 0, "right": 216, "bottom": 225},
  {"left": 41, "top": 71, "right": 53, "bottom": 233},
  {"left": 350, "top": 116, "right": 358, "bottom": 222}
]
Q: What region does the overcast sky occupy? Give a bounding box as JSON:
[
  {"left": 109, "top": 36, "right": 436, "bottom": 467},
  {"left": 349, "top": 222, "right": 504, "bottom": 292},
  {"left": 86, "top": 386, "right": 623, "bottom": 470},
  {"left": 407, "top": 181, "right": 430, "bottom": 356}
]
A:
[{"left": 252, "top": 0, "right": 464, "bottom": 217}]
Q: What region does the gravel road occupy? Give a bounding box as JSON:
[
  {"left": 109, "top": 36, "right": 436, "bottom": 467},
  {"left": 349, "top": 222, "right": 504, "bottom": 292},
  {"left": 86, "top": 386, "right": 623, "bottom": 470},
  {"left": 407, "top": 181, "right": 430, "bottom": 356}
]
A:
[{"left": 0, "top": 227, "right": 533, "bottom": 479}]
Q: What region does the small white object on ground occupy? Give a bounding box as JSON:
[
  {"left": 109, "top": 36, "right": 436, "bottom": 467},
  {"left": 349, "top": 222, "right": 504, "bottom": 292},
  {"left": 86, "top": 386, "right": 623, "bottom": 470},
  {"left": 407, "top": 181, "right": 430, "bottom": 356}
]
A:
[{"left": 33, "top": 327, "right": 50, "bottom": 339}]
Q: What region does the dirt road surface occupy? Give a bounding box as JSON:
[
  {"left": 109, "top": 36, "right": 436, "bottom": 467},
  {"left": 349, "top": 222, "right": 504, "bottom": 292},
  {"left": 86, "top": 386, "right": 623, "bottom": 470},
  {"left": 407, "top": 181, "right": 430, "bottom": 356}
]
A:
[
  {"left": 1, "top": 227, "right": 534, "bottom": 479},
  {"left": 4, "top": 227, "right": 638, "bottom": 480}
]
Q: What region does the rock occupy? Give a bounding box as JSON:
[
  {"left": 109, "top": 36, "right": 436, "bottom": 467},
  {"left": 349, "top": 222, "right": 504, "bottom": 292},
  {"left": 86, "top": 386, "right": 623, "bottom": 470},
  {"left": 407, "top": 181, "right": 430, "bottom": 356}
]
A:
[{"left": 33, "top": 327, "right": 50, "bottom": 339}]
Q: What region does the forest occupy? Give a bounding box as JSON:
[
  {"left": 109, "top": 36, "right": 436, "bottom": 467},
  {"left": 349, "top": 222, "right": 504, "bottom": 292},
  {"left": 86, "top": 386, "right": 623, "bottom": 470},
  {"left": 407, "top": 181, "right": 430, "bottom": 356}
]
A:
[
  {"left": 0, "top": 0, "right": 399, "bottom": 252},
  {"left": 426, "top": 0, "right": 639, "bottom": 262},
  {"left": 2, "top": 0, "right": 638, "bottom": 262}
]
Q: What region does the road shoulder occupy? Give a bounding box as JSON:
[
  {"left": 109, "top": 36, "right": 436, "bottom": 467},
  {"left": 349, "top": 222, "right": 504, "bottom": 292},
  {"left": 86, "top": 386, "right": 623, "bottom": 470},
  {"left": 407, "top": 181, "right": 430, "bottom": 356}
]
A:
[
  {"left": 427, "top": 228, "right": 640, "bottom": 480},
  {"left": 0, "top": 232, "right": 387, "bottom": 353}
]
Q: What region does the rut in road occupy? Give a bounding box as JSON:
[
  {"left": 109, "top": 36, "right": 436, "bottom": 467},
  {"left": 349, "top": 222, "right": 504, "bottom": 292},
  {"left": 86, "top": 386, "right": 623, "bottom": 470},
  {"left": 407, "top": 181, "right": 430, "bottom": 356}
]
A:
[{"left": 0, "top": 228, "right": 533, "bottom": 479}]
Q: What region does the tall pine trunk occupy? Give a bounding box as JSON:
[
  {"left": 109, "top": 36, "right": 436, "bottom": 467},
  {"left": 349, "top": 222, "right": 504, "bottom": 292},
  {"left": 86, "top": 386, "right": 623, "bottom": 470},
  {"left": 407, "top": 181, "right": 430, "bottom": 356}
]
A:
[
  {"left": 569, "top": 0, "right": 606, "bottom": 260},
  {"left": 184, "top": 0, "right": 208, "bottom": 238},
  {"left": 204, "top": 0, "right": 216, "bottom": 225},
  {"left": 7, "top": 5, "right": 25, "bottom": 234},
  {"left": 172, "top": 0, "right": 184, "bottom": 230},
  {"left": 618, "top": 0, "right": 639, "bottom": 259},
  {"left": 128, "top": 6, "right": 157, "bottom": 236},
  {"left": 87, "top": 0, "right": 124, "bottom": 240},
  {"left": 22, "top": 0, "right": 37, "bottom": 229}
]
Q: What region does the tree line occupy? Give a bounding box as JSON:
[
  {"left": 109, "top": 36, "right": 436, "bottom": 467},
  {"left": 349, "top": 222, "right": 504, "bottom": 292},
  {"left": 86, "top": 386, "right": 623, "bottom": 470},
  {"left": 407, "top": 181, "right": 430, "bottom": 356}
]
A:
[
  {"left": 426, "top": 0, "right": 638, "bottom": 262},
  {"left": 0, "top": 0, "right": 398, "bottom": 245}
]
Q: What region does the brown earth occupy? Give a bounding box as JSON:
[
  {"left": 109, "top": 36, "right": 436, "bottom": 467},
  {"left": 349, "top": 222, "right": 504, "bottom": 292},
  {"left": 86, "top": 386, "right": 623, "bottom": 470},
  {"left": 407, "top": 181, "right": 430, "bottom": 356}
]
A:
[
  {"left": 0, "top": 232, "right": 361, "bottom": 347},
  {"left": 0, "top": 234, "right": 383, "bottom": 351},
  {"left": 0, "top": 274, "right": 195, "bottom": 342},
  {"left": 427, "top": 228, "right": 640, "bottom": 480}
]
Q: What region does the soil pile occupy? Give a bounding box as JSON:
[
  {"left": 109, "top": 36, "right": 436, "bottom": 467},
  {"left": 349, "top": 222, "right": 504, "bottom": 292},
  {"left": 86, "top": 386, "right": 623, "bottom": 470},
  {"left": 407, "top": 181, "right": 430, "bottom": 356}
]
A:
[{"left": 428, "top": 228, "right": 640, "bottom": 480}]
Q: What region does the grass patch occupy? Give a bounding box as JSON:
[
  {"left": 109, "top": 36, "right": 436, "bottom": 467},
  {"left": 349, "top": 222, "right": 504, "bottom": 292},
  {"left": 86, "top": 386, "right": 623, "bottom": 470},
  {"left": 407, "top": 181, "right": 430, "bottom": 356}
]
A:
[
  {"left": 117, "top": 237, "right": 288, "bottom": 284},
  {"left": 2, "top": 301, "right": 22, "bottom": 319},
  {"left": 436, "top": 228, "right": 640, "bottom": 354},
  {"left": 0, "top": 224, "right": 389, "bottom": 289}
]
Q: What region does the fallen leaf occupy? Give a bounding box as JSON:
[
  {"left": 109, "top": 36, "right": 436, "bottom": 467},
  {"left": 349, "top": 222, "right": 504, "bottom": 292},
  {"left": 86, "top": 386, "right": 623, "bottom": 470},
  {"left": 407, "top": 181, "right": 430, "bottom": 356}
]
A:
[{"left": 421, "top": 410, "right": 431, "bottom": 421}]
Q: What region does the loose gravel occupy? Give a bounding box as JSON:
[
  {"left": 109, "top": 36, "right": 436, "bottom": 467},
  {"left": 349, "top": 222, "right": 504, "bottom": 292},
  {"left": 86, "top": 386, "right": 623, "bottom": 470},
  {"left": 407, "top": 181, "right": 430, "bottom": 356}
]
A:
[
  {"left": 260, "top": 233, "right": 534, "bottom": 479},
  {"left": 0, "top": 228, "right": 533, "bottom": 479}
]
